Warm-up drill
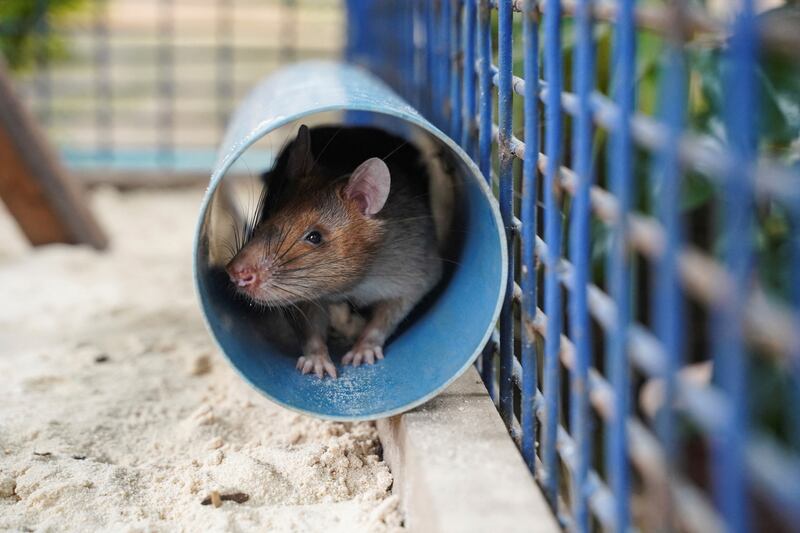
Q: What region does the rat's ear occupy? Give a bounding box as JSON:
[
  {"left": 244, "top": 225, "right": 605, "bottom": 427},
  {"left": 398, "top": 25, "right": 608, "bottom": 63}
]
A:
[
  {"left": 344, "top": 158, "right": 391, "bottom": 216},
  {"left": 287, "top": 124, "right": 313, "bottom": 178}
]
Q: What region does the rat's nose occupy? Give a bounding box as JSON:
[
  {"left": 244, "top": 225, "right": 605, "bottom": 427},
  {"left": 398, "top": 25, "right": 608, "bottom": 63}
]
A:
[
  {"left": 235, "top": 271, "right": 257, "bottom": 287},
  {"left": 227, "top": 265, "right": 258, "bottom": 287}
]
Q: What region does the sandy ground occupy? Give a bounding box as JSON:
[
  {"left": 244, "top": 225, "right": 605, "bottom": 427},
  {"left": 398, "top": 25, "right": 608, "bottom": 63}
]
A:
[{"left": 0, "top": 187, "right": 402, "bottom": 532}]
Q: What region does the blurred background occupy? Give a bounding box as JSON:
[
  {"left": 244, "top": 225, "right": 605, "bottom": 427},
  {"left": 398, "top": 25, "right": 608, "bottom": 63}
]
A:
[{"left": 1, "top": 0, "right": 343, "bottom": 185}]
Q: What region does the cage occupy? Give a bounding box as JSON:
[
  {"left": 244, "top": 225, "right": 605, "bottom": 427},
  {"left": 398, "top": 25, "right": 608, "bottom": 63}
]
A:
[{"left": 3, "top": 0, "right": 800, "bottom": 531}]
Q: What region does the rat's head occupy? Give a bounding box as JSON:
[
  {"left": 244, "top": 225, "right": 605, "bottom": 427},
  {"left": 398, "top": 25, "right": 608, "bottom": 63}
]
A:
[{"left": 226, "top": 125, "right": 391, "bottom": 306}]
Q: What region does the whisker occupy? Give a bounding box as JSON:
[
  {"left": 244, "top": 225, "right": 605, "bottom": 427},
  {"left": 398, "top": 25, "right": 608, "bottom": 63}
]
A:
[
  {"left": 310, "top": 126, "right": 343, "bottom": 173},
  {"left": 273, "top": 245, "right": 322, "bottom": 270},
  {"left": 273, "top": 232, "right": 301, "bottom": 265},
  {"left": 272, "top": 224, "right": 293, "bottom": 262},
  {"left": 381, "top": 140, "right": 409, "bottom": 162}
]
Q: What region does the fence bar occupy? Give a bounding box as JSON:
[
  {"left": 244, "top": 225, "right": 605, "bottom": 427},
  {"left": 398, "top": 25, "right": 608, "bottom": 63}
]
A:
[
  {"left": 476, "top": 0, "right": 493, "bottom": 188},
  {"left": 412, "top": 0, "right": 425, "bottom": 110},
  {"left": 449, "top": 0, "right": 463, "bottom": 142},
  {"left": 604, "top": 0, "right": 635, "bottom": 529},
  {"left": 651, "top": 30, "right": 688, "bottom": 533},
  {"left": 476, "top": 0, "right": 496, "bottom": 398},
  {"left": 405, "top": 1, "right": 415, "bottom": 103},
  {"left": 424, "top": 2, "right": 435, "bottom": 119},
  {"left": 432, "top": 0, "right": 441, "bottom": 118},
  {"left": 497, "top": 0, "right": 515, "bottom": 430},
  {"left": 713, "top": 1, "right": 757, "bottom": 531},
  {"left": 519, "top": 0, "right": 540, "bottom": 475},
  {"left": 567, "top": 0, "right": 594, "bottom": 528},
  {"left": 460, "top": 0, "right": 477, "bottom": 156},
  {"left": 541, "top": 0, "right": 564, "bottom": 507},
  {"left": 437, "top": 0, "right": 447, "bottom": 128},
  {"left": 439, "top": 0, "right": 451, "bottom": 129},
  {"left": 386, "top": 0, "right": 400, "bottom": 90}
]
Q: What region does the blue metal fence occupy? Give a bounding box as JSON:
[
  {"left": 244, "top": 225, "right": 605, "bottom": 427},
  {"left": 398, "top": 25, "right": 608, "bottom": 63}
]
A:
[{"left": 347, "top": 1, "right": 800, "bottom": 531}]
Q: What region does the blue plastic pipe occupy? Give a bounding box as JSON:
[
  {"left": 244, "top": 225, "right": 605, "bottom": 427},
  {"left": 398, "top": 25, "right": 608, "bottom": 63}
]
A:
[{"left": 193, "top": 61, "right": 507, "bottom": 421}]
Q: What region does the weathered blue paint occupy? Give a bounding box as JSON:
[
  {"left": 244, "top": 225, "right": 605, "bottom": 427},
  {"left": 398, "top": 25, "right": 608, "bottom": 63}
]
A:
[
  {"left": 460, "top": 0, "right": 477, "bottom": 157},
  {"left": 449, "top": 0, "right": 463, "bottom": 143},
  {"left": 476, "top": 0, "right": 496, "bottom": 399},
  {"left": 496, "top": 0, "right": 515, "bottom": 431},
  {"left": 519, "top": 0, "right": 539, "bottom": 475}
]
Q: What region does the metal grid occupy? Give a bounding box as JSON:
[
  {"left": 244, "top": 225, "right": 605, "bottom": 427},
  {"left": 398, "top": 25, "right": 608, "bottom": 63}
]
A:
[
  {"left": 346, "top": 1, "right": 800, "bottom": 531},
  {"left": 1, "top": 0, "right": 342, "bottom": 173}
]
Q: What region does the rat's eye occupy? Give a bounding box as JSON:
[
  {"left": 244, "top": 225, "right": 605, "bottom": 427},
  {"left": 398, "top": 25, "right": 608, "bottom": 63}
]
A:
[{"left": 304, "top": 230, "right": 323, "bottom": 245}]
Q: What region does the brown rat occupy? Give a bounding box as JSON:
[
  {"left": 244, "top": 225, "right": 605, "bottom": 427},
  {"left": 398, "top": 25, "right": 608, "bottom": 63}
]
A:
[{"left": 226, "top": 124, "right": 442, "bottom": 378}]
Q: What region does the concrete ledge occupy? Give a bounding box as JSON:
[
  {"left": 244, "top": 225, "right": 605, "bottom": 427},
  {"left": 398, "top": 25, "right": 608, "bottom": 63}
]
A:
[{"left": 377, "top": 367, "right": 560, "bottom": 533}]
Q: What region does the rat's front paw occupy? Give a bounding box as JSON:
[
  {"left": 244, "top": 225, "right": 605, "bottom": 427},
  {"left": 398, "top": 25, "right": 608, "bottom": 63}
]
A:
[
  {"left": 342, "top": 341, "right": 384, "bottom": 367},
  {"left": 296, "top": 351, "right": 337, "bottom": 379}
]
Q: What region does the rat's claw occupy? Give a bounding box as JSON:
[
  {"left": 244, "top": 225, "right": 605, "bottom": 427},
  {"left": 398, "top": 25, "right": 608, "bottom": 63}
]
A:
[
  {"left": 296, "top": 353, "right": 337, "bottom": 379},
  {"left": 312, "top": 357, "right": 337, "bottom": 379},
  {"left": 342, "top": 342, "right": 385, "bottom": 367},
  {"left": 297, "top": 356, "right": 314, "bottom": 374}
]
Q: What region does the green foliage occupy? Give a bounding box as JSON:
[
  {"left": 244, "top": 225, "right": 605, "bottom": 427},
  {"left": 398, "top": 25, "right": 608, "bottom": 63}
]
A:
[
  {"left": 0, "top": 0, "right": 86, "bottom": 71},
  {"left": 748, "top": 354, "right": 798, "bottom": 443},
  {"left": 689, "top": 5, "right": 800, "bottom": 305},
  {"left": 689, "top": 38, "right": 800, "bottom": 159}
]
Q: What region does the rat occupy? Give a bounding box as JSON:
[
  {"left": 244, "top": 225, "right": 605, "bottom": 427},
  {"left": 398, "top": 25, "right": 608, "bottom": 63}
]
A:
[{"left": 225, "top": 124, "right": 442, "bottom": 378}]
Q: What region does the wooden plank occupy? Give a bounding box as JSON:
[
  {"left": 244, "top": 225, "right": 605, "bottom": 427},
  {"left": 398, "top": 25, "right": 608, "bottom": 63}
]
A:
[
  {"left": 377, "top": 367, "right": 561, "bottom": 533},
  {"left": 0, "top": 63, "right": 107, "bottom": 249}
]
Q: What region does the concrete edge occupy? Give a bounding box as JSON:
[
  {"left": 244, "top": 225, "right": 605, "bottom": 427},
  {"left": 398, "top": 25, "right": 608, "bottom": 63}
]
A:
[{"left": 377, "top": 366, "right": 561, "bottom": 533}]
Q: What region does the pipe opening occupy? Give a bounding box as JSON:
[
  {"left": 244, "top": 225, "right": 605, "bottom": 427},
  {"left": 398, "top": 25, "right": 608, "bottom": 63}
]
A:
[{"left": 195, "top": 102, "right": 504, "bottom": 420}]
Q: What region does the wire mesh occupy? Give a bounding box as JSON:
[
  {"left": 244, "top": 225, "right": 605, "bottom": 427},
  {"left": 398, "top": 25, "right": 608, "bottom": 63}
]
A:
[{"left": 347, "top": 0, "right": 800, "bottom": 531}]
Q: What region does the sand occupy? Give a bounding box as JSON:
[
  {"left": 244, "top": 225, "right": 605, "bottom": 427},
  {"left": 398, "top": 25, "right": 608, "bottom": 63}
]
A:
[{"left": 0, "top": 187, "right": 403, "bottom": 532}]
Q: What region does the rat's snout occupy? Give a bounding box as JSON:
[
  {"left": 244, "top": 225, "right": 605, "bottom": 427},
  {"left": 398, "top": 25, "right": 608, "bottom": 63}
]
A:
[
  {"left": 226, "top": 245, "right": 270, "bottom": 290},
  {"left": 227, "top": 265, "right": 258, "bottom": 287}
]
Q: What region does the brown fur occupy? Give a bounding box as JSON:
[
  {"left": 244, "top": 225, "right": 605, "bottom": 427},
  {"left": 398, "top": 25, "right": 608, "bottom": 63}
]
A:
[
  {"left": 227, "top": 180, "right": 388, "bottom": 305},
  {"left": 226, "top": 125, "right": 442, "bottom": 378}
]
